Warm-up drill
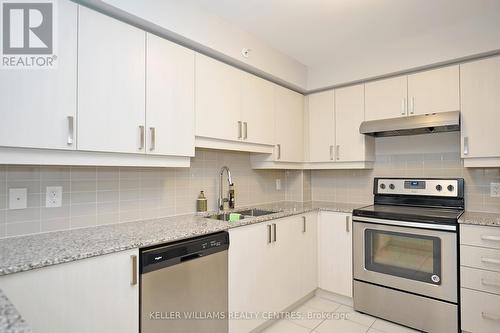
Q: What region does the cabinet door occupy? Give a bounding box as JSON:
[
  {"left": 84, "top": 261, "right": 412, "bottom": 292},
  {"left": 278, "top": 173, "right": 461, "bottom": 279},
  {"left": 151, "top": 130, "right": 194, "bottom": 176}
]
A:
[
  {"left": 318, "top": 212, "right": 353, "bottom": 297},
  {"left": 229, "top": 222, "right": 275, "bottom": 333},
  {"left": 240, "top": 73, "right": 275, "bottom": 145},
  {"left": 195, "top": 54, "right": 241, "bottom": 142},
  {"left": 275, "top": 86, "right": 304, "bottom": 162},
  {"left": 0, "top": 0, "right": 77, "bottom": 150},
  {"left": 407, "top": 65, "right": 459, "bottom": 116},
  {"left": 299, "top": 213, "right": 318, "bottom": 296},
  {"left": 365, "top": 76, "right": 408, "bottom": 121},
  {"left": 335, "top": 84, "right": 372, "bottom": 162},
  {"left": 307, "top": 90, "right": 335, "bottom": 162},
  {"left": 78, "top": 6, "right": 146, "bottom": 154},
  {"left": 460, "top": 57, "right": 500, "bottom": 158},
  {"left": 146, "top": 33, "right": 195, "bottom": 156},
  {"left": 0, "top": 249, "right": 139, "bottom": 333}
]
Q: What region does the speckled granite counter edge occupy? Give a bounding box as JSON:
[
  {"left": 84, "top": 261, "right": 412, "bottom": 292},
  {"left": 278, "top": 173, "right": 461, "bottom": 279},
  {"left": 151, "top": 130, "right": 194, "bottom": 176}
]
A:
[
  {"left": 458, "top": 211, "right": 500, "bottom": 227},
  {"left": 0, "top": 290, "right": 31, "bottom": 333},
  {"left": 0, "top": 201, "right": 361, "bottom": 277}
]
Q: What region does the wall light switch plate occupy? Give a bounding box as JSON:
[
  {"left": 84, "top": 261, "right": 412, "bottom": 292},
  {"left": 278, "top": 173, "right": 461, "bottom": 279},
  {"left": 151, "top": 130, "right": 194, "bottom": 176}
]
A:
[
  {"left": 46, "top": 186, "right": 62, "bottom": 208},
  {"left": 491, "top": 183, "right": 500, "bottom": 198},
  {"left": 276, "top": 179, "right": 282, "bottom": 191},
  {"left": 9, "top": 188, "right": 27, "bottom": 210}
]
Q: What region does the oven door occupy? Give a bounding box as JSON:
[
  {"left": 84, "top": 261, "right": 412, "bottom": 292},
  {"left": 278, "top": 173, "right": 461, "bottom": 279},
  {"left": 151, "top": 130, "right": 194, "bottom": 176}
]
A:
[{"left": 353, "top": 218, "right": 457, "bottom": 302}]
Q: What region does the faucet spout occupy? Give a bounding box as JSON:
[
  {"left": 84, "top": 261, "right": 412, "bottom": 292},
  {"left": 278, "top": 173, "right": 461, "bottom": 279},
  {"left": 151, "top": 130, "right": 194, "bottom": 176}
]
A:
[{"left": 218, "top": 166, "right": 234, "bottom": 212}]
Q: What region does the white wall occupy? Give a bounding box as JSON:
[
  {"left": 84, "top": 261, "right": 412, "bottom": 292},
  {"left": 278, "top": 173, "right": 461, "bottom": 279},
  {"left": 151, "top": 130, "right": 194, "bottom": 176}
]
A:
[
  {"left": 307, "top": 13, "right": 500, "bottom": 90},
  {"left": 100, "top": 0, "right": 308, "bottom": 90}
]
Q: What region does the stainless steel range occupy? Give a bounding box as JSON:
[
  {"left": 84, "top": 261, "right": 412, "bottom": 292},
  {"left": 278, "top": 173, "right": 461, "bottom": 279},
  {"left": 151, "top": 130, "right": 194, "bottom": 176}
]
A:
[{"left": 353, "top": 178, "right": 464, "bottom": 333}]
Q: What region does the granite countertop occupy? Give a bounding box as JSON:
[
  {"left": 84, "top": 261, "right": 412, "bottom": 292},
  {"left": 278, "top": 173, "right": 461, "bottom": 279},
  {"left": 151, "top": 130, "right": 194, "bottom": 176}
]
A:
[
  {"left": 0, "top": 201, "right": 361, "bottom": 277},
  {"left": 0, "top": 290, "right": 31, "bottom": 333},
  {"left": 458, "top": 211, "right": 500, "bottom": 227}
]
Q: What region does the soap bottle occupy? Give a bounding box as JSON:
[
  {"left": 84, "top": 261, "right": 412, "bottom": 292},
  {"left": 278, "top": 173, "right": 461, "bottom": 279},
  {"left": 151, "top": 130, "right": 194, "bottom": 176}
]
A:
[{"left": 196, "top": 191, "right": 208, "bottom": 213}]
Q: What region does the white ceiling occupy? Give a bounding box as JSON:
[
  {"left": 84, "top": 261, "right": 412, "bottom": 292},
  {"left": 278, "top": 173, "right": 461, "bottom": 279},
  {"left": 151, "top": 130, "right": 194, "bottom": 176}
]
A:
[{"left": 187, "top": 0, "right": 500, "bottom": 69}]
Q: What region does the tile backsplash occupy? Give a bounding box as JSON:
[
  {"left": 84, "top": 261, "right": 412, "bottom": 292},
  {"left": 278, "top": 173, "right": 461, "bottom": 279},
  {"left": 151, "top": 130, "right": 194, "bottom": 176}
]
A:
[
  {"left": 312, "top": 133, "right": 500, "bottom": 212},
  {"left": 0, "top": 149, "right": 301, "bottom": 238}
]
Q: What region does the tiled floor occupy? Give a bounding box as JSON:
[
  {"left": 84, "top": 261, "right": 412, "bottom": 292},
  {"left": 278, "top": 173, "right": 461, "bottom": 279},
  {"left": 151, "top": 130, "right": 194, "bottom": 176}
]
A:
[{"left": 262, "top": 295, "right": 420, "bottom": 333}]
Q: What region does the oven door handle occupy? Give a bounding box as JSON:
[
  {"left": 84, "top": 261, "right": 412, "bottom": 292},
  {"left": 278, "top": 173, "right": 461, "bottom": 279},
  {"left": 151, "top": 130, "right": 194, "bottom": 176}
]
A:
[{"left": 353, "top": 216, "right": 457, "bottom": 231}]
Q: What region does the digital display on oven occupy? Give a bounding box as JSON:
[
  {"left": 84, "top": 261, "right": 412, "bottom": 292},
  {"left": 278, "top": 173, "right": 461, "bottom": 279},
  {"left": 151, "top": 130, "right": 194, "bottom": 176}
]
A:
[{"left": 404, "top": 180, "right": 426, "bottom": 189}]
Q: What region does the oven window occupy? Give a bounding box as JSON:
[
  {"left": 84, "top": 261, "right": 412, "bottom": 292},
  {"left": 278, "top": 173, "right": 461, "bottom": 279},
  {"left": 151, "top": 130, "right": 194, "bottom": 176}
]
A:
[{"left": 365, "top": 229, "right": 442, "bottom": 285}]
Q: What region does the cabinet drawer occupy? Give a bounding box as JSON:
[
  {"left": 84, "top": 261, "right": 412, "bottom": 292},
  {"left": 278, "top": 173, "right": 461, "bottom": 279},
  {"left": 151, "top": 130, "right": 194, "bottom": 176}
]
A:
[
  {"left": 461, "top": 266, "right": 500, "bottom": 296},
  {"left": 461, "top": 224, "right": 500, "bottom": 249},
  {"left": 461, "top": 288, "right": 500, "bottom": 333},
  {"left": 461, "top": 245, "right": 500, "bottom": 272}
]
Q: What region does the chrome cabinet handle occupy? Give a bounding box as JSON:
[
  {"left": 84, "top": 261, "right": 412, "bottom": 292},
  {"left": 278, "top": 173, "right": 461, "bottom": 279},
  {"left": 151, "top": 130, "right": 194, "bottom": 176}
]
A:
[
  {"left": 329, "top": 145, "right": 334, "bottom": 160},
  {"left": 410, "top": 96, "right": 415, "bottom": 115},
  {"left": 345, "top": 215, "right": 350, "bottom": 232},
  {"left": 243, "top": 122, "right": 248, "bottom": 140},
  {"left": 401, "top": 98, "right": 406, "bottom": 115},
  {"left": 130, "top": 255, "right": 138, "bottom": 286},
  {"left": 67, "top": 116, "right": 74, "bottom": 145},
  {"left": 238, "top": 121, "right": 242, "bottom": 139},
  {"left": 336, "top": 145, "right": 340, "bottom": 160},
  {"left": 149, "top": 127, "right": 156, "bottom": 151},
  {"left": 481, "top": 235, "right": 500, "bottom": 242},
  {"left": 463, "top": 137, "right": 469, "bottom": 156},
  {"left": 302, "top": 216, "right": 306, "bottom": 233},
  {"left": 481, "top": 278, "right": 500, "bottom": 288},
  {"left": 481, "top": 312, "right": 500, "bottom": 322},
  {"left": 272, "top": 223, "right": 277, "bottom": 242},
  {"left": 481, "top": 257, "right": 500, "bottom": 265},
  {"left": 277, "top": 144, "right": 281, "bottom": 160},
  {"left": 267, "top": 225, "right": 272, "bottom": 244}
]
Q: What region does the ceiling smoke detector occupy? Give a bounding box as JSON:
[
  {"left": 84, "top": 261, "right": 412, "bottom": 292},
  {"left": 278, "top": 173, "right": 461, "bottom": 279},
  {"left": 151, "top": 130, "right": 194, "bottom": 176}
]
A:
[{"left": 241, "top": 48, "right": 251, "bottom": 58}]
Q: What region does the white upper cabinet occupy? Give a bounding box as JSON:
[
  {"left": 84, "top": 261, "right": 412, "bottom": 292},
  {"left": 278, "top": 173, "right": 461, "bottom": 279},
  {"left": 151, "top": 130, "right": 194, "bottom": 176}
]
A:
[
  {"left": 78, "top": 6, "right": 146, "bottom": 154},
  {"left": 335, "top": 84, "right": 374, "bottom": 162},
  {"left": 365, "top": 76, "right": 408, "bottom": 121},
  {"left": 307, "top": 90, "right": 335, "bottom": 162},
  {"left": 240, "top": 73, "right": 275, "bottom": 145},
  {"left": 407, "top": 65, "right": 460, "bottom": 115},
  {"left": 274, "top": 86, "right": 304, "bottom": 162},
  {"left": 460, "top": 56, "right": 500, "bottom": 164},
  {"left": 195, "top": 54, "right": 241, "bottom": 142},
  {"left": 0, "top": 0, "right": 77, "bottom": 150},
  {"left": 146, "top": 33, "right": 195, "bottom": 157}
]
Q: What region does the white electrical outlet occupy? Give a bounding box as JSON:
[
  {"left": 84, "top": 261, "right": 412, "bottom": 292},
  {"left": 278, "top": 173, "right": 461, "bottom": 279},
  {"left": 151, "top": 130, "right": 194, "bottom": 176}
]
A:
[
  {"left": 46, "top": 186, "right": 62, "bottom": 208},
  {"left": 9, "top": 188, "right": 27, "bottom": 210},
  {"left": 276, "top": 179, "right": 282, "bottom": 191},
  {"left": 491, "top": 183, "right": 500, "bottom": 198}
]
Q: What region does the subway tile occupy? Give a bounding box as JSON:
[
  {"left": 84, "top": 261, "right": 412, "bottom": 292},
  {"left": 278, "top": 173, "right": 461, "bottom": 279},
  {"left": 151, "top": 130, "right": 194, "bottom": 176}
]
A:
[
  {"left": 41, "top": 205, "right": 70, "bottom": 221},
  {"left": 6, "top": 207, "right": 40, "bottom": 223},
  {"left": 41, "top": 180, "right": 70, "bottom": 193},
  {"left": 97, "top": 213, "right": 119, "bottom": 226},
  {"left": 0, "top": 196, "right": 6, "bottom": 210},
  {"left": 7, "top": 166, "right": 40, "bottom": 180},
  {"left": 119, "top": 209, "right": 142, "bottom": 223},
  {"left": 120, "top": 189, "right": 141, "bottom": 201},
  {"left": 70, "top": 191, "right": 96, "bottom": 204},
  {"left": 71, "top": 180, "right": 96, "bottom": 192},
  {"left": 5, "top": 221, "right": 40, "bottom": 237},
  {"left": 41, "top": 218, "right": 70, "bottom": 232},
  {"left": 70, "top": 215, "right": 96, "bottom": 229},
  {"left": 71, "top": 203, "right": 96, "bottom": 217},
  {"left": 119, "top": 178, "right": 141, "bottom": 190},
  {"left": 119, "top": 168, "right": 142, "bottom": 179},
  {"left": 97, "top": 167, "right": 119, "bottom": 180},
  {"left": 97, "top": 179, "right": 119, "bottom": 191},
  {"left": 40, "top": 167, "right": 70, "bottom": 180},
  {"left": 7, "top": 180, "right": 41, "bottom": 194},
  {"left": 97, "top": 202, "right": 119, "bottom": 215},
  {"left": 97, "top": 190, "right": 119, "bottom": 203},
  {"left": 70, "top": 167, "right": 97, "bottom": 180}
]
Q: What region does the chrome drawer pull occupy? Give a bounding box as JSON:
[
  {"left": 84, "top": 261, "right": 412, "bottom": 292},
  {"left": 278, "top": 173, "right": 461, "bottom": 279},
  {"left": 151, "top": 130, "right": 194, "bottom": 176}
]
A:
[
  {"left": 481, "top": 312, "right": 500, "bottom": 322},
  {"left": 481, "top": 257, "right": 500, "bottom": 265},
  {"left": 481, "top": 278, "right": 500, "bottom": 288},
  {"left": 481, "top": 235, "right": 500, "bottom": 242},
  {"left": 130, "top": 255, "right": 138, "bottom": 286},
  {"left": 267, "top": 225, "right": 272, "bottom": 244},
  {"left": 237, "top": 121, "right": 242, "bottom": 139},
  {"left": 67, "top": 116, "right": 74, "bottom": 145},
  {"left": 302, "top": 216, "right": 306, "bottom": 233}
]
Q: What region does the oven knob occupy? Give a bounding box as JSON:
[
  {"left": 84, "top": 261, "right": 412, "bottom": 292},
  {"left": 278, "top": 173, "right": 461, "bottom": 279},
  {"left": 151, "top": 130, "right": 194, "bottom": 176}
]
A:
[
  {"left": 380, "top": 183, "right": 386, "bottom": 190},
  {"left": 447, "top": 185, "right": 454, "bottom": 192},
  {"left": 389, "top": 184, "right": 395, "bottom": 190},
  {"left": 436, "top": 185, "right": 442, "bottom": 192},
  {"left": 431, "top": 275, "right": 440, "bottom": 283}
]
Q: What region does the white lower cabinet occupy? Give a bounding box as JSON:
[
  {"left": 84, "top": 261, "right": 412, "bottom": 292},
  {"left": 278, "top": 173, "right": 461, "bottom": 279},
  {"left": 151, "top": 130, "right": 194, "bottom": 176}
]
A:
[
  {"left": 0, "top": 249, "right": 139, "bottom": 333},
  {"left": 228, "top": 213, "right": 318, "bottom": 333},
  {"left": 460, "top": 224, "right": 500, "bottom": 333},
  {"left": 318, "top": 211, "right": 353, "bottom": 297}
]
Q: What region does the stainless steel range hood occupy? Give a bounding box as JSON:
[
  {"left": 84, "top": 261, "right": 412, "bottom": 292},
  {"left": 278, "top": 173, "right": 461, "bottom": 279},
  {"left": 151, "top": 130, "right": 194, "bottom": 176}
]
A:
[{"left": 359, "top": 111, "right": 460, "bottom": 137}]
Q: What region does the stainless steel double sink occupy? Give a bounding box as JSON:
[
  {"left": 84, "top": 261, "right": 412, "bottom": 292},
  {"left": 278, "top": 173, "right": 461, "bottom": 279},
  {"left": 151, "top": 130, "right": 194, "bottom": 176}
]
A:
[{"left": 205, "top": 208, "right": 278, "bottom": 221}]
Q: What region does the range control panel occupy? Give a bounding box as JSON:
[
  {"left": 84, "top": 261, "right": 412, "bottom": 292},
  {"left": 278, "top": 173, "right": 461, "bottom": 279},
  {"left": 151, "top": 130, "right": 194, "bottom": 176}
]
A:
[{"left": 375, "top": 178, "right": 460, "bottom": 197}]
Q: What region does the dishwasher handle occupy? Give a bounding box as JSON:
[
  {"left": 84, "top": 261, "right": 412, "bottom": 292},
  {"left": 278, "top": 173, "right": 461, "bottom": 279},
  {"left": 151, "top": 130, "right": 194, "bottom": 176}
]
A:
[{"left": 180, "top": 253, "right": 203, "bottom": 263}]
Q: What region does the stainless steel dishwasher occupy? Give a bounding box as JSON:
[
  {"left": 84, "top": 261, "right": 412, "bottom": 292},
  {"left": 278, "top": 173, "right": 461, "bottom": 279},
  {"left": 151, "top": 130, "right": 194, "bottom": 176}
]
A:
[{"left": 140, "top": 231, "right": 229, "bottom": 333}]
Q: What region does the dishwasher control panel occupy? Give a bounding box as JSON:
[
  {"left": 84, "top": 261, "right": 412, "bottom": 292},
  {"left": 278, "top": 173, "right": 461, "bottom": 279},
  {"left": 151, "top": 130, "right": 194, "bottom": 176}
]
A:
[{"left": 140, "top": 231, "right": 229, "bottom": 273}]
